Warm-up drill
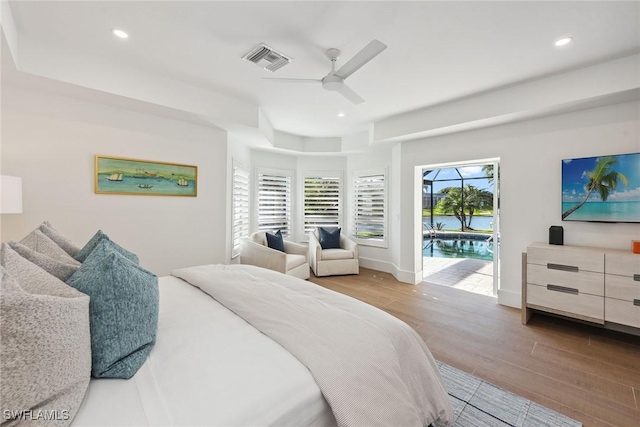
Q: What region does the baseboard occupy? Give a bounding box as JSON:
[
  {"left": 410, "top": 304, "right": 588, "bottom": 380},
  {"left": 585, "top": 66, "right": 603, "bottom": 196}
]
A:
[
  {"left": 498, "top": 289, "right": 521, "bottom": 309},
  {"left": 358, "top": 258, "right": 421, "bottom": 285},
  {"left": 394, "top": 268, "right": 422, "bottom": 285},
  {"left": 359, "top": 257, "right": 395, "bottom": 274}
]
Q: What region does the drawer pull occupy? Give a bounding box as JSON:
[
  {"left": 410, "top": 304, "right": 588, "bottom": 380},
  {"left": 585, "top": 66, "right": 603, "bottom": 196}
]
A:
[
  {"left": 547, "top": 284, "right": 579, "bottom": 295},
  {"left": 634, "top": 274, "right": 640, "bottom": 282},
  {"left": 547, "top": 263, "right": 579, "bottom": 273},
  {"left": 634, "top": 299, "right": 640, "bottom": 307}
]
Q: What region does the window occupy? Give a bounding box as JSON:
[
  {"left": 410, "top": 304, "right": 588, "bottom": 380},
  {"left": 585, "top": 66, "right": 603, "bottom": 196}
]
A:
[
  {"left": 231, "top": 161, "right": 250, "bottom": 258},
  {"left": 303, "top": 174, "right": 341, "bottom": 236},
  {"left": 353, "top": 169, "right": 387, "bottom": 247},
  {"left": 256, "top": 169, "right": 292, "bottom": 237}
]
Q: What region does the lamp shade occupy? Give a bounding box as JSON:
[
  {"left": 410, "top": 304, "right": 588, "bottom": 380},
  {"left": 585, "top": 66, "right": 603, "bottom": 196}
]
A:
[{"left": 0, "top": 175, "right": 23, "bottom": 214}]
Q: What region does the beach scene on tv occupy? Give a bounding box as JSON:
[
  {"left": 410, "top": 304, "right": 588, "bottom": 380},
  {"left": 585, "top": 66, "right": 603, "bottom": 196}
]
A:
[{"left": 562, "top": 153, "right": 640, "bottom": 223}]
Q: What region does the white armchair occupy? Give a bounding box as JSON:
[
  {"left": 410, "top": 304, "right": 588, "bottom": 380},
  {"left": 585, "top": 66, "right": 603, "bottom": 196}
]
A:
[
  {"left": 240, "top": 232, "right": 310, "bottom": 280},
  {"left": 309, "top": 230, "right": 359, "bottom": 277}
]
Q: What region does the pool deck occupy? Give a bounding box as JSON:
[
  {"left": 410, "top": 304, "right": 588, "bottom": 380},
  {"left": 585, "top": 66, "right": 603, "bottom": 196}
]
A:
[{"left": 422, "top": 257, "right": 494, "bottom": 297}]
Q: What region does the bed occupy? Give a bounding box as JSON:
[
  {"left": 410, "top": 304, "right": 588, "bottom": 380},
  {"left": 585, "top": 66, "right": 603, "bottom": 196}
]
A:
[
  {"left": 2, "top": 224, "right": 451, "bottom": 426},
  {"left": 73, "top": 273, "right": 335, "bottom": 427},
  {"left": 72, "top": 265, "right": 453, "bottom": 427}
]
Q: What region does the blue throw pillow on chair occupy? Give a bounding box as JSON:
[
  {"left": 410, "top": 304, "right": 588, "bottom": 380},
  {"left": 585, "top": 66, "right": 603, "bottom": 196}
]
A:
[
  {"left": 318, "top": 227, "right": 341, "bottom": 249},
  {"left": 266, "top": 230, "right": 285, "bottom": 252}
]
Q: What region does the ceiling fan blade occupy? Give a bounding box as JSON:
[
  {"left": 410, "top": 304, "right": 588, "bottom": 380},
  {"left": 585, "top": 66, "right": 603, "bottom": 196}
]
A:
[
  {"left": 337, "top": 84, "right": 365, "bottom": 105},
  {"left": 262, "top": 78, "right": 321, "bottom": 83},
  {"left": 334, "top": 39, "right": 387, "bottom": 80}
]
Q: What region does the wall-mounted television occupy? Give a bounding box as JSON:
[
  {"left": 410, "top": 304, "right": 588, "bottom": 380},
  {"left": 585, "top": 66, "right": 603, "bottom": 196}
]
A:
[{"left": 562, "top": 152, "right": 640, "bottom": 223}]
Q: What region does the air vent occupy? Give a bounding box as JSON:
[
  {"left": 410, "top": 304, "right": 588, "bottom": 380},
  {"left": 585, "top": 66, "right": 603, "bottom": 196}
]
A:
[{"left": 242, "top": 43, "right": 291, "bottom": 72}]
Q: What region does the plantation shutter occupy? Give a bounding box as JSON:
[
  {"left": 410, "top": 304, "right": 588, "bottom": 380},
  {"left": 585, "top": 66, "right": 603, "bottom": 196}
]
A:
[
  {"left": 353, "top": 171, "right": 386, "bottom": 243},
  {"left": 257, "top": 171, "right": 292, "bottom": 237},
  {"left": 232, "top": 163, "right": 250, "bottom": 258},
  {"left": 304, "top": 175, "right": 341, "bottom": 235}
]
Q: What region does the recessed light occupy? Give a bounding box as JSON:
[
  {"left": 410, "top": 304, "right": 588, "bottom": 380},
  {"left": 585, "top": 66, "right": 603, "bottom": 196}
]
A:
[
  {"left": 112, "top": 29, "right": 129, "bottom": 39},
  {"left": 337, "top": 112, "right": 345, "bottom": 117},
  {"left": 554, "top": 37, "right": 573, "bottom": 47}
]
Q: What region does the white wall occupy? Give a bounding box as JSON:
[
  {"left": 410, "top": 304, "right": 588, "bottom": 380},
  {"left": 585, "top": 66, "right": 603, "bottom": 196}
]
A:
[
  {"left": 399, "top": 101, "right": 640, "bottom": 307},
  {"left": 1, "top": 86, "right": 229, "bottom": 276}
]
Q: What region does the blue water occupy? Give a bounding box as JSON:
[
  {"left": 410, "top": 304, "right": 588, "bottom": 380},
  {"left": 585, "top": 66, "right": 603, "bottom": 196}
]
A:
[
  {"left": 562, "top": 201, "right": 640, "bottom": 222},
  {"left": 423, "top": 238, "right": 494, "bottom": 261},
  {"left": 97, "top": 175, "right": 195, "bottom": 196},
  {"left": 423, "top": 215, "right": 494, "bottom": 230}
]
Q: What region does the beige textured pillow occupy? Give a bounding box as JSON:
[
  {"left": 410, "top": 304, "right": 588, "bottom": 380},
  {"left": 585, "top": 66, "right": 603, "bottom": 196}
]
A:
[
  {"left": 8, "top": 241, "right": 79, "bottom": 281},
  {"left": 1, "top": 243, "right": 78, "bottom": 296},
  {"left": 0, "top": 258, "right": 90, "bottom": 426},
  {"left": 39, "top": 221, "right": 82, "bottom": 257},
  {"left": 20, "top": 229, "right": 80, "bottom": 266}
]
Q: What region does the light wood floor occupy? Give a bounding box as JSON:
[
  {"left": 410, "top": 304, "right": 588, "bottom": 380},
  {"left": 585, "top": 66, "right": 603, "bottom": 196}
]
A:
[{"left": 309, "top": 268, "right": 640, "bottom": 427}]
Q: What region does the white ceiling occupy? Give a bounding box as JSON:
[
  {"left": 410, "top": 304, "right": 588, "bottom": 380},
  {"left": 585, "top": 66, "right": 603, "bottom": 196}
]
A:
[{"left": 8, "top": 1, "right": 640, "bottom": 137}]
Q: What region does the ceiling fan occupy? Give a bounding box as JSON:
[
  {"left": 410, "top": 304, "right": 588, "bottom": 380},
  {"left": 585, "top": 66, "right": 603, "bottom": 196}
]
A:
[{"left": 264, "top": 40, "right": 387, "bottom": 105}]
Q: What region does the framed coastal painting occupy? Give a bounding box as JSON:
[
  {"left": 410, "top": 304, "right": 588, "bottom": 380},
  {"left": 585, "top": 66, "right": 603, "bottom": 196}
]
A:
[{"left": 95, "top": 155, "right": 197, "bottom": 197}]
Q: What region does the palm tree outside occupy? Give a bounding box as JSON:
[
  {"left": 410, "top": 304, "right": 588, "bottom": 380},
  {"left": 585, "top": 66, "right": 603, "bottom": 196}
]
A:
[{"left": 437, "top": 185, "right": 493, "bottom": 231}]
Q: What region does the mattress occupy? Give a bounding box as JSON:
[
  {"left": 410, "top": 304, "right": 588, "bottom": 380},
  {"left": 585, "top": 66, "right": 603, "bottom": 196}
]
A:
[{"left": 72, "top": 275, "right": 337, "bottom": 427}]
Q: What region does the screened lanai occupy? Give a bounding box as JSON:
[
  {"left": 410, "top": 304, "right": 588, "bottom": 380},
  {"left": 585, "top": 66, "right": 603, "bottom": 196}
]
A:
[
  {"left": 422, "top": 165, "right": 494, "bottom": 232},
  {"left": 421, "top": 164, "right": 497, "bottom": 297}
]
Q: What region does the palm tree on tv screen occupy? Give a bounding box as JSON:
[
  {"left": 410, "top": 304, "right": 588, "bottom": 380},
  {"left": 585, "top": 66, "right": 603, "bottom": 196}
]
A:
[{"left": 562, "top": 156, "right": 629, "bottom": 219}]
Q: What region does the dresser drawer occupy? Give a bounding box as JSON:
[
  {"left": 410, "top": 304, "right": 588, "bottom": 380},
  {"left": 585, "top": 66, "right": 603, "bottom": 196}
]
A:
[
  {"left": 527, "top": 283, "right": 604, "bottom": 322},
  {"left": 605, "top": 297, "right": 640, "bottom": 328},
  {"left": 528, "top": 263, "right": 603, "bottom": 296},
  {"left": 605, "top": 253, "right": 640, "bottom": 277},
  {"left": 527, "top": 245, "right": 604, "bottom": 273},
  {"left": 605, "top": 273, "right": 640, "bottom": 301}
]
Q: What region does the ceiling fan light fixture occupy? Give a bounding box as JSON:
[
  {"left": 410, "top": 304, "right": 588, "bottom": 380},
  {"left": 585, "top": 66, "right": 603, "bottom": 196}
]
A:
[
  {"left": 262, "top": 39, "right": 386, "bottom": 105},
  {"left": 322, "top": 75, "right": 344, "bottom": 91}
]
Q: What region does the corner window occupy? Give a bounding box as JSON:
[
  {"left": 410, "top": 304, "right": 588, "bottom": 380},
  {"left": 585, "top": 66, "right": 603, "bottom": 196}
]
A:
[
  {"left": 353, "top": 169, "right": 387, "bottom": 247},
  {"left": 232, "top": 161, "right": 250, "bottom": 258},
  {"left": 256, "top": 168, "right": 292, "bottom": 237},
  {"left": 303, "top": 173, "right": 341, "bottom": 236}
]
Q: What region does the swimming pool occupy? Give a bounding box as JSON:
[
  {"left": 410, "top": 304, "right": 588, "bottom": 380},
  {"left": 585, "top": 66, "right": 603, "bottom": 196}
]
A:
[{"left": 423, "top": 237, "right": 494, "bottom": 261}]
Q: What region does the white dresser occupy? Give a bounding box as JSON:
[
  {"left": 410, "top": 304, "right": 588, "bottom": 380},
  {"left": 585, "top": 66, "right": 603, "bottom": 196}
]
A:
[{"left": 522, "top": 243, "right": 640, "bottom": 333}]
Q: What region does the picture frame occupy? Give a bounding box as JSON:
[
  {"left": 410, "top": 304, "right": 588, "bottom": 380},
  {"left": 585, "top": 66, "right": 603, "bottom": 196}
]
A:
[{"left": 95, "top": 155, "right": 198, "bottom": 197}]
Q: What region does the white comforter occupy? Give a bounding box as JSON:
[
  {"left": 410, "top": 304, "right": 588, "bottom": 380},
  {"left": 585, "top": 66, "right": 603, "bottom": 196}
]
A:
[
  {"left": 173, "top": 265, "right": 453, "bottom": 427},
  {"left": 72, "top": 275, "right": 336, "bottom": 427}
]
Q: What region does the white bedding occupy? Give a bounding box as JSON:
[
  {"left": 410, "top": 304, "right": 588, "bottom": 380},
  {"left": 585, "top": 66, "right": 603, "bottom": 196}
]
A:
[
  {"left": 72, "top": 275, "right": 337, "bottom": 427},
  {"left": 174, "top": 264, "right": 453, "bottom": 427}
]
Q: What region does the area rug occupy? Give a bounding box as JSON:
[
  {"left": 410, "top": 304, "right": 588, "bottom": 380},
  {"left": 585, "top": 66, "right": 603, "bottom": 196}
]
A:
[{"left": 436, "top": 361, "right": 582, "bottom": 427}]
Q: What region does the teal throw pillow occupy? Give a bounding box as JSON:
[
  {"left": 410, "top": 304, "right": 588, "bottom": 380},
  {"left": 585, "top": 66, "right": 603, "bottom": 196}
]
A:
[
  {"left": 66, "top": 239, "right": 158, "bottom": 379},
  {"left": 75, "top": 230, "right": 138, "bottom": 264}
]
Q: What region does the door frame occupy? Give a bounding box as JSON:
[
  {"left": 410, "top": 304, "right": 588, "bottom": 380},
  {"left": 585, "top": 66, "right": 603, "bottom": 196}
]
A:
[{"left": 417, "top": 157, "right": 501, "bottom": 296}]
